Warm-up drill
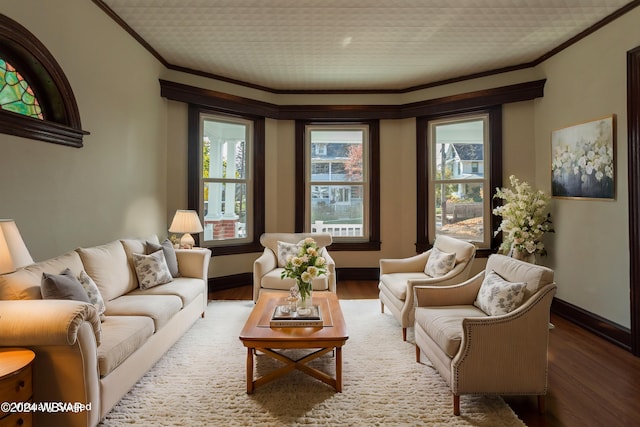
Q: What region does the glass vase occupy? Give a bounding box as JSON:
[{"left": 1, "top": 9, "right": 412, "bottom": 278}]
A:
[{"left": 298, "top": 289, "right": 313, "bottom": 312}]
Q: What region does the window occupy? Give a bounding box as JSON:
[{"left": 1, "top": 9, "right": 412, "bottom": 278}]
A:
[
  {"left": 0, "top": 15, "right": 88, "bottom": 146},
  {"left": 295, "top": 120, "right": 380, "bottom": 251},
  {"left": 0, "top": 59, "right": 43, "bottom": 119},
  {"left": 417, "top": 107, "right": 502, "bottom": 253},
  {"left": 189, "top": 107, "right": 265, "bottom": 255}
]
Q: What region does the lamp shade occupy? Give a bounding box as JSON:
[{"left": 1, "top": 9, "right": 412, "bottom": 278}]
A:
[
  {"left": 0, "top": 219, "right": 34, "bottom": 274},
  {"left": 168, "top": 210, "right": 203, "bottom": 234}
]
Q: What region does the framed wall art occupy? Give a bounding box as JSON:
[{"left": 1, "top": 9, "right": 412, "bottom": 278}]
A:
[{"left": 551, "top": 115, "right": 616, "bottom": 200}]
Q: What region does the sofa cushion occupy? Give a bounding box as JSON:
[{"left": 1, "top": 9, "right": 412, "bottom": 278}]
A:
[
  {"left": 77, "top": 241, "right": 132, "bottom": 302},
  {"left": 146, "top": 239, "right": 180, "bottom": 278},
  {"left": 127, "top": 277, "right": 203, "bottom": 307},
  {"left": 474, "top": 270, "right": 527, "bottom": 316},
  {"left": 78, "top": 270, "right": 106, "bottom": 321},
  {"left": 104, "top": 295, "right": 182, "bottom": 331},
  {"left": 424, "top": 247, "right": 456, "bottom": 277},
  {"left": 132, "top": 250, "right": 173, "bottom": 289},
  {"left": 41, "top": 268, "right": 91, "bottom": 302},
  {"left": 261, "top": 268, "right": 329, "bottom": 291},
  {"left": 97, "top": 315, "right": 155, "bottom": 377},
  {"left": 0, "top": 250, "right": 84, "bottom": 300},
  {"left": 379, "top": 272, "right": 430, "bottom": 301},
  {"left": 415, "top": 305, "right": 487, "bottom": 358}
]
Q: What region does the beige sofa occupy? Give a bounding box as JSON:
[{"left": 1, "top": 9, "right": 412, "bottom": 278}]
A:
[{"left": 0, "top": 236, "right": 211, "bottom": 427}]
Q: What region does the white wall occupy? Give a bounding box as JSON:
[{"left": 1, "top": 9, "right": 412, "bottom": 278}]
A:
[
  {"left": 532, "top": 7, "right": 640, "bottom": 328},
  {"left": 0, "top": 0, "right": 168, "bottom": 260}
]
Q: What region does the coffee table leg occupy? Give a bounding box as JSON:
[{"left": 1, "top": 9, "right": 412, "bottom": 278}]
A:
[
  {"left": 335, "top": 346, "right": 343, "bottom": 392},
  {"left": 246, "top": 347, "right": 254, "bottom": 394}
]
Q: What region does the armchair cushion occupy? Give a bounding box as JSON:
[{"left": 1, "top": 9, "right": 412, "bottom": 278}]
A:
[
  {"left": 415, "top": 305, "right": 486, "bottom": 358},
  {"left": 474, "top": 270, "right": 527, "bottom": 316},
  {"left": 424, "top": 247, "right": 456, "bottom": 277},
  {"left": 276, "top": 240, "right": 303, "bottom": 267}
]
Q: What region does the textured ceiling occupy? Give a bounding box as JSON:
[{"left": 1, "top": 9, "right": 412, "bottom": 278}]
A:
[{"left": 99, "top": 0, "right": 635, "bottom": 92}]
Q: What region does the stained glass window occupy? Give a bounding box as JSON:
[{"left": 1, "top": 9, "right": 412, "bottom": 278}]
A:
[{"left": 0, "top": 58, "right": 43, "bottom": 119}]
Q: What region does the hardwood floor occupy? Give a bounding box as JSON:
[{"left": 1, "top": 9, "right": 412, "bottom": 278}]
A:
[{"left": 209, "top": 280, "right": 640, "bottom": 427}]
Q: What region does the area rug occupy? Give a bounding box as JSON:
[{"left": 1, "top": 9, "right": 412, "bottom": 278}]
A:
[{"left": 100, "top": 299, "right": 525, "bottom": 426}]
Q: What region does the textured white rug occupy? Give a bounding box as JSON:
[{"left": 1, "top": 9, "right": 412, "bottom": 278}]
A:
[{"left": 100, "top": 299, "right": 525, "bottom": 426}]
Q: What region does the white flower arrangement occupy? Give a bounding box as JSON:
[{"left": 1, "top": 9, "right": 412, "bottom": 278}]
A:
[
  {"left": 493, "top": 175, "right": 554, "bottom": 256},
  {"left": 280, "top": 238, "right": 327, "bottom": 302}
]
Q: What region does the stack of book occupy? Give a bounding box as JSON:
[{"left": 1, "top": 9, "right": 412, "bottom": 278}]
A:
[{"left": 270, "top": 305, "right": 323, "bottom": 327}]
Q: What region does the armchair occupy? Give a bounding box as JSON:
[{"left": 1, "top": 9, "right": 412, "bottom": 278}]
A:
[
  {"left": 253, "top": 233, "right": 336, "bottom": 302},
  {"left": 414, "top": 254, "right": 556, "bottom": 415},
  {"left": 378, "top": 235, "right": 476, "bottom": 340}
]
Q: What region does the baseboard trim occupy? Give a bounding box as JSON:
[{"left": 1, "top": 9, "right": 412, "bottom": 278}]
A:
[
  {"left": 208, "top": 272, "right": 252, "bottom": 292},
  {"left": 336, "top": 267, "right": 380, "bottom": 281},
  {"left": 552, "top": 297, "right": 631, "bottom": 352}
]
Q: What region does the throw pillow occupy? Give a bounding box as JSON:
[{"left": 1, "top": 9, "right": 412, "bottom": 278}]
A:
[
  {"left": 41, "top": 268, "right": 91, "bottom": 303},
  {"left": 424, "top": 247, "right": 457, "bottom": 277},
  {"left": 132, "top": 250, "right": 173, "bottom": 289},
  {"left": 146, "top": 239, "right": 180, "bottom": 278},
  {"left": 78, "top": 270, "right": 106, "bottom": 321},
  {"left": 276, "top": 241, "right": 302, "bottom": 267},
  {"left": 474, "top": 270, "right": 527, "bottom": 316}
]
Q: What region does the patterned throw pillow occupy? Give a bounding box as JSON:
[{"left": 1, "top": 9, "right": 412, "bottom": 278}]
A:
[
  {"left": 78, "top": 270, "right": 106, "bottom": 321},
  {"left": 474, "top": 270, "right": 527, "bottom": 316},
  {"left": 146, "top": 239, "right": 180, "bottom": 278},
  {"left": 276, "top": 241, "right": 303, "bottom": 267},
  {"left": 424, "top": 247, "right": 457, "bottom": 277},
  {"left": 132, "top": 250, "right": 173, "bottom": 290}
]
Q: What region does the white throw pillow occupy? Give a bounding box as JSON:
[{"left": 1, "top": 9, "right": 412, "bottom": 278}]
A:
[
  {"left": 276, "top": 241, "right": 302, "bottom": 267},
  {"left": 78, "top": 270, "right": 106, "bottom": 321},
  {"left": 474, "top": 270, "right": 527, "bottom": 316},
  {"left": 132, "top": 250, "right": 173, "bottom": 290},
  {"left": 424, "top": 247, "right": 456, "bottom": 277}
]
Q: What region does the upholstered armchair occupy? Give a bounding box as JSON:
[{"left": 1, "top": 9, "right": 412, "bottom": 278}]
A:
[
  {"left": 378, "top": 235, "right": 476, "bottom": 340},
  {"left": 414, "top": 254, "right": 556, "bottom": 415},
  {"left": 253, "top": 233, "right": 336, "bottom": 303}
]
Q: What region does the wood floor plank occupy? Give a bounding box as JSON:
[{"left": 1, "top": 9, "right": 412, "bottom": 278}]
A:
[{"left": 210, "top": 280, "right": 640, "bottom": 426}]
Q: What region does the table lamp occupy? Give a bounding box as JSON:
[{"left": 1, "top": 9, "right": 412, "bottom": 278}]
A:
[
  {"left": 168, "top": 210, "right": 203, "bottom": 249},
  {"left": 0, "top": 219, "right": 34, "bottom": 274}
]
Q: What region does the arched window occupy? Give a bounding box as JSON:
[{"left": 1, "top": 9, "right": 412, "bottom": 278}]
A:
[{"left": 0, "top": 14, "right": 88, "bottom": 147}]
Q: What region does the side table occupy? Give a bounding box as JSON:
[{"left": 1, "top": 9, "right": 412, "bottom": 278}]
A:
[{"left": 0, "top": 348, "right": 35, "bottom": 427}]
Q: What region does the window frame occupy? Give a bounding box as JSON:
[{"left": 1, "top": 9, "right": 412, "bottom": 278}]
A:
[
  {"left": 295, "top": 120, "right": 380, "bottom": 251},
  {"left": 416, "top": 106, "right": 502, "bottom": 255},
  {"left": 188, "top": 105, "right": 264, "bottom": 255}
]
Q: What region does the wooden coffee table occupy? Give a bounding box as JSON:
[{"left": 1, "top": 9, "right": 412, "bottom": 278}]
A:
[{"left": 239, "top": 292, "right": 348, "bottom": 394}]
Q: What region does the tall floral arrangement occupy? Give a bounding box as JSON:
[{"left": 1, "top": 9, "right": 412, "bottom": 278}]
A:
[
  {"left": 493, "top": 175, "right": 554, "bottom": 257},
  {"left": 281, "top": 238, "right": 327, "bottom": 303}
]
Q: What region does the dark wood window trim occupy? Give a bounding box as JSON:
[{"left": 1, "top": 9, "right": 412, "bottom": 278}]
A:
[
  {"left": 0, "top": 14, "right": 88, "bottom": 147},
  {"left": 627, "top": 45, "right": 640, "bottom": 356},
  {"left": 187, "top": 105, "right": 265, "bottom": 256},
  {"left": 294, "top": 120, "right": 381, "bottom": 252},
  {"left": 416, "top": 106, "right": 503, "bottom": 257}
]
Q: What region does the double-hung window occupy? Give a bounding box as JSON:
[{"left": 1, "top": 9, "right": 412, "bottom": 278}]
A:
[
  {"left": 295, "top": 121, "right": 380, "bottom": 250},
  {"left": 189, "top": 108, "right": 265, "bottom": 254},
  {"left": 417, "top": 107, "right": 501, "bottom": 253}
]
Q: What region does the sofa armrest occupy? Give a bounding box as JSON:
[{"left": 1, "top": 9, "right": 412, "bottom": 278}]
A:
[
  {"left": 379, "top": 251, "right": 430, "bottom": 275},
  {"left": 451, "top": 283, "right": 557, "bottom": 394},
  {"left": 0, "top": 299, "right": 101, "bottom": 346},
  {"left": 414, "top": 271, "right": 485, "bottom": 307},
  {"left": 175, "top": 248, "right": 211, "bottom": 281},
  {"left": 320, "top": 247, "right": 336, "bottom": 293}
]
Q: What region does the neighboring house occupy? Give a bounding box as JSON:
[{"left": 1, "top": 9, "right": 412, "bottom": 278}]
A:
[{"left": 446, "top": 143, "right": 484, "bottom": 178}]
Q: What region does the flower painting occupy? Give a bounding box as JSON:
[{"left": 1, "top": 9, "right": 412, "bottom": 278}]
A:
[{"left": 551, "top": 115, "right": 615, "bottom": 199}]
